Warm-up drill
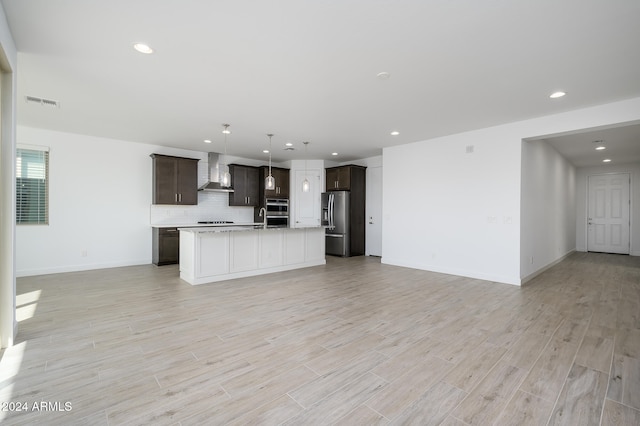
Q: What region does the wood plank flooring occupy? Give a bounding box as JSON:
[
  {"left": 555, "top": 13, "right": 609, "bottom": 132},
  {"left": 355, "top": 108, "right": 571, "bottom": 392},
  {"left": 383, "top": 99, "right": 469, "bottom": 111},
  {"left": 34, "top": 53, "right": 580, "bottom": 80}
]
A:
[{"left": 1, "top": 252, "right": 639, "bottom": 425}]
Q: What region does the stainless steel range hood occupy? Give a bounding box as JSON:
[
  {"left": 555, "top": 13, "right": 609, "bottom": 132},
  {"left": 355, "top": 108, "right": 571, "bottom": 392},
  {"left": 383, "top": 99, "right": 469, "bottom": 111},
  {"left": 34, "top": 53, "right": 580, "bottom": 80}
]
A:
[{"left": 198, "top": 152, "right": 234, "bottom": 192}]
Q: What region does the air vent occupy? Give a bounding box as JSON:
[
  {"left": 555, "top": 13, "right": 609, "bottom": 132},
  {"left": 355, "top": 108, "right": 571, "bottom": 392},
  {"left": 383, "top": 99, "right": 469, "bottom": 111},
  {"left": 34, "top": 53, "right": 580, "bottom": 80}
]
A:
[
  {"left": 25, "top": 96, "right": 60, "bottom": 108},
  {"left": 283, "top": 147, "right": 295, "bottom": 151}
]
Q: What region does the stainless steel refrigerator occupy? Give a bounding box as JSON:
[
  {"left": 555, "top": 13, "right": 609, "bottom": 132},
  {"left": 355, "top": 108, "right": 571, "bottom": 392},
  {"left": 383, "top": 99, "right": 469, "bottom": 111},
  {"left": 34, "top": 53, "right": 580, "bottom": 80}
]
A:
[{"left": 322, "top": 191, "right": 350, "bottom": 256}]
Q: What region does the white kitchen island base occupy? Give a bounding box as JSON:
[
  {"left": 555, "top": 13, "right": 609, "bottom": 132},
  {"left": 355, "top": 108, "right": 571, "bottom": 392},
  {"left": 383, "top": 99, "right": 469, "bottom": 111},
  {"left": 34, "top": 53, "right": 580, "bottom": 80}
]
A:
[{"left": 179, "top": 226, "right": 326, "bottom": 285}]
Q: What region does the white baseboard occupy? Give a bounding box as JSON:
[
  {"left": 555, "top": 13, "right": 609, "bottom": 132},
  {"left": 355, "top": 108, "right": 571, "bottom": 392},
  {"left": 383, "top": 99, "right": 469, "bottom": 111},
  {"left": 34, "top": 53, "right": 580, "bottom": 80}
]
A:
[
  {"left": 16, "top": 259, "right": 151, "bottom": 278},
  {"left": 521, "top": 250, "right": 575, "bottom": 286},
  {"left": 380, "top": 257, "right": 521, "bottom": 286}
]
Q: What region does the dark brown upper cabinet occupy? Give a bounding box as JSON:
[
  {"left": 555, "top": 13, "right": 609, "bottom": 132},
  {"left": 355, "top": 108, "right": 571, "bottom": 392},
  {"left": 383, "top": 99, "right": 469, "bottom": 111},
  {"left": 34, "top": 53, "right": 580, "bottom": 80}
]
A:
[
  {"left": 228, "top": 164, "right": 260, "bottom": 206},
  {"left": 325, "top": 165, "right": 365, "bottom": 192},
  {"left": 151, "top": 154, "right": 199, "bottom": 205},
  {"left": 259, "top": 166, "right": 290, "bottom": 199}
]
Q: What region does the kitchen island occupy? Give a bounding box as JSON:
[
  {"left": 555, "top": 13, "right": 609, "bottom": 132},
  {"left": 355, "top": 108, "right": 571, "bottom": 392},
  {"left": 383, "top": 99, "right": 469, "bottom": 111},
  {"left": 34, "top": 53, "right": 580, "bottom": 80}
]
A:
[{"left": 179, "top": 225, "right": 326, "bottom": 285}]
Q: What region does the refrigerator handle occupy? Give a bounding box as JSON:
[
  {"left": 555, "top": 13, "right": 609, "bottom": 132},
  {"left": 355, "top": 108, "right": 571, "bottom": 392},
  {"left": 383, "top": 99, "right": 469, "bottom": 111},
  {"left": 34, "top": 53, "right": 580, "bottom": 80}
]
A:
[
  {"left": 329, "top": 193, "right": 334, "bottom": 230},
  {"left": 328, "top": 194, "right": 332, "bottom": 229}
]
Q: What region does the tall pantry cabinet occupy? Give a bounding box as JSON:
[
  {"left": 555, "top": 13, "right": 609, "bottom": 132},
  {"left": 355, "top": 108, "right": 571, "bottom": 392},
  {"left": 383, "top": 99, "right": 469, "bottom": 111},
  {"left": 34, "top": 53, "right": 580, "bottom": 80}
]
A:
[{"left": 325, "top": 165, "right": 366, "bottom": 256}]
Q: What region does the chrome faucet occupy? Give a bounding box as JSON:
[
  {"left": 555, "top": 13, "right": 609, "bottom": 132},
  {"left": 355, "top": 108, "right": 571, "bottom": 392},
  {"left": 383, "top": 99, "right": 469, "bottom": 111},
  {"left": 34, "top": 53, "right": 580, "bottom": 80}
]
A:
[{"left": 258, "top": 207, "right": 267, "bottom": 227}]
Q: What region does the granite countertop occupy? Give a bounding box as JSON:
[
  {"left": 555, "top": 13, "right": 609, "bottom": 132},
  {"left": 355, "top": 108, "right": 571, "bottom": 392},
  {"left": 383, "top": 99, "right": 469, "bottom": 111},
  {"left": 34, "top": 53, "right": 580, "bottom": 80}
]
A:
[
  {"left": 151, "top": 223, "right": 262, "bottom": 229},
  {"left": 177, "top": 224, "right": 325, "bottom": 233}
]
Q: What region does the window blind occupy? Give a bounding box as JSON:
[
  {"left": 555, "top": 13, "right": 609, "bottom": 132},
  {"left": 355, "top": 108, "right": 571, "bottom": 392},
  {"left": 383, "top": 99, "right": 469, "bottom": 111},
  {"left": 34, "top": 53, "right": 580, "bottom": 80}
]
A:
[{"left": 16, "top": 147, "right": 49, "bottom": 225}]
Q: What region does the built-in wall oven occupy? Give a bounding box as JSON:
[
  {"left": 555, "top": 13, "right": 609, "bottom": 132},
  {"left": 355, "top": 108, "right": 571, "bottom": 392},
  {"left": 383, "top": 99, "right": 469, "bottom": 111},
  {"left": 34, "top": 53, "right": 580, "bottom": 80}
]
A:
[{"left": 265, "top": 198, "right": 289, "bottom": 227}]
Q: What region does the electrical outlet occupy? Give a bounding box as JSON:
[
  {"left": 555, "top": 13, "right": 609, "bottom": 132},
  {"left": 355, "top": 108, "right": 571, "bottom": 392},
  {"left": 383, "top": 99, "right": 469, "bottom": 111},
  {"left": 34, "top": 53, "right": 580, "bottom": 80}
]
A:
[
  {"left": 81, "top": 250, "right": 88, "bottom": 257},
  {"left": 530, "top": 256, "right": 534, "bottom": 265}
]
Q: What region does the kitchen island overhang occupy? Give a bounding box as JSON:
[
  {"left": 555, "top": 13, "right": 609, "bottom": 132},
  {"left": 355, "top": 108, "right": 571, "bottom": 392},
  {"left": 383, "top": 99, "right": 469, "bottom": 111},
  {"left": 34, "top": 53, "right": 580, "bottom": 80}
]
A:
[{"left": 179, "top": 225, "right": 326, "bottom": 285}]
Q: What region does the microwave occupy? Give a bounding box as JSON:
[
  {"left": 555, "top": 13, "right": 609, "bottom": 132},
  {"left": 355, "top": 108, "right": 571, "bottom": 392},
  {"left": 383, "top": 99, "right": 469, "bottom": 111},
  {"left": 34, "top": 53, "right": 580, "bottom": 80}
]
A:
[
  {"left": 265, "top": 198, "right": 289, "bottom": 227},
  {"left": 266, "top": 198, "right": 288, "bottom": 216}
]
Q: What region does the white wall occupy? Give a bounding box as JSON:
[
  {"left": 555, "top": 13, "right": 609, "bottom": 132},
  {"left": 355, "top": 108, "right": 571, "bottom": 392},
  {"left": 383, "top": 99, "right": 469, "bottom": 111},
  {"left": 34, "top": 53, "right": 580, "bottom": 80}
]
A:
[
  {"left": 520, "top": 140, "right": 576, "bottom": 282},
  {"left": 15, "top": 126, "right": 256, "bottom": 277},
  {"left": 0, "top": 2, "right": 17, "bottom": 347},
  {"left": 383, "top": 96, "right": 640, "bottom": 285},
  {"left": 383, "top": 126, "right": 522, "bottom": 284},
  {"left": 576, "top": 162, "right": 640, "bottom": 255}
]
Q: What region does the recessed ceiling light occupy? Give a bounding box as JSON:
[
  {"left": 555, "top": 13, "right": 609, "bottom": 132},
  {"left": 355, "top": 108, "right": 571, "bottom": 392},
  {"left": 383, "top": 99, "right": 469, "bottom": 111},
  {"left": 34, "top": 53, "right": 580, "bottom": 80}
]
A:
[
  {"left": 390, "top": 131, "right": 400, "bottom": 136},
  {"left": 595, "top": 146, "right": 606, "bottom": 151},
  {"left": 285, "top": 142, "right": 293, "bottom": 147},
  {"left": 263, "top": 149, "right": 269, "bottom": 153},
  {"left": 376, "top": 72, "right": 390, "bottom": 80},
  {"left": 332, "top": 152, "right": 338, "bottom": 156},
  {"left": 549, "top": 91, "right": 566, "bottom": 99},
  {"left": 603, "top": 159, "right": 612, "bottom": 163},
  {"left": 204, "top": 139, "right": 212, "bottom": 144},
  {"left": 133, "top": 43, "right": 153, "bottom": 54}
]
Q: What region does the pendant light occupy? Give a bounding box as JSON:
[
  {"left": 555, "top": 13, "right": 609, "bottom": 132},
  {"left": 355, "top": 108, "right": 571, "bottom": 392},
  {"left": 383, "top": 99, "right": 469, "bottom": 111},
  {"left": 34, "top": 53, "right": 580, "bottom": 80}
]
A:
[
  {"left": 265, "top": 133, "right": 275, "bottom": 190},
  {"left": 302, "top": 141, "right": 310, "bottom": 192},
  {"left": 220, "top": 124, "right": 232, "bottom": 188}
]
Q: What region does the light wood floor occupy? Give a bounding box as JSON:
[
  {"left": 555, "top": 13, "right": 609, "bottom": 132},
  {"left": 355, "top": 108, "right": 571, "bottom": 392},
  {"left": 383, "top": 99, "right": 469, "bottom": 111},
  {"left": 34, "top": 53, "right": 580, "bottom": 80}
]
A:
[{"left": 1, "top": 252, "right": 639, "bottom": 425}]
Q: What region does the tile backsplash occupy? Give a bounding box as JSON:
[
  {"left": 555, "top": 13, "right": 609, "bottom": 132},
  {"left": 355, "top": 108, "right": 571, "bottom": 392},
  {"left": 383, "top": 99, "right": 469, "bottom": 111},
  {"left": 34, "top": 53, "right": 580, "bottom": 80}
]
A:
[{"left": 150, "top": 191, "right": 255, "bottom": 225}]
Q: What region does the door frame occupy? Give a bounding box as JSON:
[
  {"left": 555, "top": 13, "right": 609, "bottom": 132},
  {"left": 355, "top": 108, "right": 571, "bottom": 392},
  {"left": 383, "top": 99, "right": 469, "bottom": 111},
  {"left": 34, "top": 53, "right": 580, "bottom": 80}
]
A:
[
  {"left": 585, "top": 172, "right": 632, "bottom": 254},
  {"left": 365, "top": 165, "right": 382, "bottom": 256}
]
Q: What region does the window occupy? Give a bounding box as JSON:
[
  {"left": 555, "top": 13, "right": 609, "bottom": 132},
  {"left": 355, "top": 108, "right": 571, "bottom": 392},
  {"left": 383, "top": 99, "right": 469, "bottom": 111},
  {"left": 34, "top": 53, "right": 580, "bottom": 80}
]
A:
[{"left": 16, "top": 146, "right": 49, "bottom": 225}]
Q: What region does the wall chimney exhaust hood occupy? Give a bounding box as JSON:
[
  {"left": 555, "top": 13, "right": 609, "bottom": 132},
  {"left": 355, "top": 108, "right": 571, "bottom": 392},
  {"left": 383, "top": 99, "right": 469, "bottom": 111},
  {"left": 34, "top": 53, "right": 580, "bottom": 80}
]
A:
[{"left": 198, "top": 152, "right": 234, "bottom": 192}]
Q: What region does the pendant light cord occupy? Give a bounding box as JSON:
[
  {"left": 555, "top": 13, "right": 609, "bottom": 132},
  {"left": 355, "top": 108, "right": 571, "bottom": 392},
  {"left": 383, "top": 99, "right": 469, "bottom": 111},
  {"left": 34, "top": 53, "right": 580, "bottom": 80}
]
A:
[{"left": 268, "top": 134, "right": 273, "bottom": 175}]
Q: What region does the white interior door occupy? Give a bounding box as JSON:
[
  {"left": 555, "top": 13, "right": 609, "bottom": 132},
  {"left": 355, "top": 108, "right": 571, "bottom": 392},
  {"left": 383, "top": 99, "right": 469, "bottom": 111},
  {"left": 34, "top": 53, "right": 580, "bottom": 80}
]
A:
[
  {"left": 587, "top": 173, "right": 630, "bottom": 254},
  {"left": 366, "top": 166, "right": 382, "bottom": 256}
]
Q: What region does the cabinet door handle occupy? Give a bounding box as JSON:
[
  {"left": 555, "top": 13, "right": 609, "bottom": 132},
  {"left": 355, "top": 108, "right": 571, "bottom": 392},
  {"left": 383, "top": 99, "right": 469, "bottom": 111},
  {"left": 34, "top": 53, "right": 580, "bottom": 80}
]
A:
[
  {"left": 175, "top": 194, "right": 178, "bottom": 203},
  {"left": 178, "top": 193, "right": 182, "bottom": 203}
]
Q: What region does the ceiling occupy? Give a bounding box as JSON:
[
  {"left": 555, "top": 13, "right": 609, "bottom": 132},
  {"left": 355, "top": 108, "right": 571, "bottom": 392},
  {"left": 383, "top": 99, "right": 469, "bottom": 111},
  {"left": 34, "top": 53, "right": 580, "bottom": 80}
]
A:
[
  {"left": 542, "top": 122, "right": 640, "bottom": 168},
  {"left": 2, "top": 0, "right": 640, "bottom": 164}
]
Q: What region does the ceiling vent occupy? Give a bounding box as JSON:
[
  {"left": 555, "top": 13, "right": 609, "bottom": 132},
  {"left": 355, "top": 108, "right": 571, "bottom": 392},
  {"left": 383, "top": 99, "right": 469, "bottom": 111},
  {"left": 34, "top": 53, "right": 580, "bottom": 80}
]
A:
[
  {"left": 25, "top": 95, "right": 60, "bottom": 108},
  {"left": 283, "top": 146, "right": 295, "bottom": 151}
]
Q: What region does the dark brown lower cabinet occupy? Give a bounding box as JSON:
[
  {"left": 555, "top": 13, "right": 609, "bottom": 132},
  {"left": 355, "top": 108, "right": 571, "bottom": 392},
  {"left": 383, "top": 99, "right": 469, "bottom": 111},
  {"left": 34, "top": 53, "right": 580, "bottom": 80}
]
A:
[{"left": 152, "top": 227, "right": 179, "bottom": 266}]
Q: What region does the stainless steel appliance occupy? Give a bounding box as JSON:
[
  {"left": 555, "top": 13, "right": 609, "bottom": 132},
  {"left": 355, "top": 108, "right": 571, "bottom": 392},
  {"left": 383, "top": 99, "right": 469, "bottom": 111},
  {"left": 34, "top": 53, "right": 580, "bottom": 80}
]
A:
[
  {"left": 198, "top": 152, "right": 234, "bottom": 192},
  {"left": 322, "top": 191, "right": 350, "bottom": 256},
  {"left": 197, "top": 221, "right": 234, "bottom": 224},
  {"left": 265, "top": 198, "right": 289, "bottom": 227}
]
